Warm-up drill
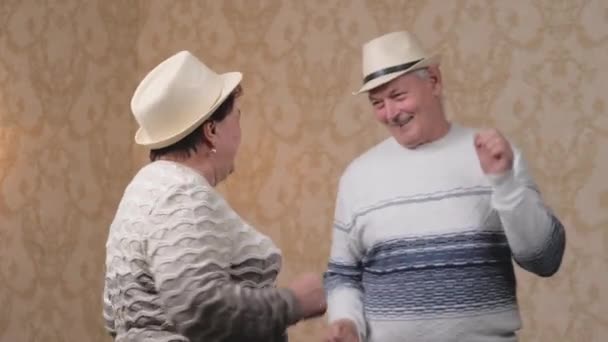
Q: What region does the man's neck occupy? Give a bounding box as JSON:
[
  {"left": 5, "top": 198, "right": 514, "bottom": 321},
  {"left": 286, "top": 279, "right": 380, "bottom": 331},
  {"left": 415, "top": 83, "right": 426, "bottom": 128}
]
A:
[
  {"left": 428, "top": 119, "right": 451, "bottom": 142},
  {"left": 403, "top": 119, "right": 451, "bottom": 149}
]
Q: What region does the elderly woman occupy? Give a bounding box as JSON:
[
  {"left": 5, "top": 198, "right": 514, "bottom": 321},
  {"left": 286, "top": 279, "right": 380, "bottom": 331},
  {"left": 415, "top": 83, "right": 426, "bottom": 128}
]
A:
[{"left": 103, "top": 51, "right": 326, "bottom": 342}]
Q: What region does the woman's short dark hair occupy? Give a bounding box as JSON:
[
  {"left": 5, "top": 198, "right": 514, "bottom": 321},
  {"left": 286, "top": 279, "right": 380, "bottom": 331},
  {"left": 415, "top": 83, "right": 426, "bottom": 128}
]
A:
[{"left": 149, "top": 85, "right": 242, "bottom": 162}]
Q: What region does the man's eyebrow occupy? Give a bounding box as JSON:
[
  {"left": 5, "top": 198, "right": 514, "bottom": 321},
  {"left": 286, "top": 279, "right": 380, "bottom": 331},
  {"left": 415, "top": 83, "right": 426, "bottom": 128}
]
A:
[{"left": 389, "top": 88, "right": 406, "bottom": 96}]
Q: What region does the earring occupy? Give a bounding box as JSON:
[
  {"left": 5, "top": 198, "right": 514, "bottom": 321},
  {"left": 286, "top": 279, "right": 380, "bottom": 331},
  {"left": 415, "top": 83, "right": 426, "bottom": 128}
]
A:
[{"left": 211, "top": 148, "right": 217, "bottom": 154}]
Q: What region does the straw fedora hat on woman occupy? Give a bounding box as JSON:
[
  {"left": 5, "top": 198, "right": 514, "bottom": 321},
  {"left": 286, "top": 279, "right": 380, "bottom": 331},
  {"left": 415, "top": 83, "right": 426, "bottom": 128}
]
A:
[
  {"left": 130, "top": 50, "right": 242, "bottom": 149},
  {"left": 355, "top": 30, "right": 440, "bottom": 94}
]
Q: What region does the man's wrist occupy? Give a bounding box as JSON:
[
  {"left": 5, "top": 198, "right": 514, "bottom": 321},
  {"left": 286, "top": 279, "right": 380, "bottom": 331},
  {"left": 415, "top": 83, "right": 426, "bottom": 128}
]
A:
[{"left": 486, "top": 169, "right": 525, "bottom": 210}]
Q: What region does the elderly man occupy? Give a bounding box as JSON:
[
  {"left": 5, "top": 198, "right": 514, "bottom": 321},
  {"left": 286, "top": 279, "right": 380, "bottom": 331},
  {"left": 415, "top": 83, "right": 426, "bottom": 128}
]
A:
[{"left": 323, "top": 31, "right": 566, "bottom": 342}]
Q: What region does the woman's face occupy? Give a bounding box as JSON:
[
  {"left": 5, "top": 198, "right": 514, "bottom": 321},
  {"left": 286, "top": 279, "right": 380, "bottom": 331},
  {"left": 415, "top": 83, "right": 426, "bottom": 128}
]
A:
[{"left": 211, "top": 98, "right": 242, "bottom": 181}]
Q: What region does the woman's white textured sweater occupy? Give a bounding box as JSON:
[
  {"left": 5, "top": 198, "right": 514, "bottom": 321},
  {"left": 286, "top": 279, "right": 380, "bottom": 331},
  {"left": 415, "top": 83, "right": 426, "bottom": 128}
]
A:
[{"left": 103, "top": 161, "right": 298, "bottom": 342}]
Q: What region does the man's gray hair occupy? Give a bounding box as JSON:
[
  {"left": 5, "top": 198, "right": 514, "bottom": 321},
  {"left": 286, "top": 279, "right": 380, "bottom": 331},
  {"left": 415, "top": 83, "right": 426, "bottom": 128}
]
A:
[{"left": 413, "top": 68, "right": 430, "bottom": 80}]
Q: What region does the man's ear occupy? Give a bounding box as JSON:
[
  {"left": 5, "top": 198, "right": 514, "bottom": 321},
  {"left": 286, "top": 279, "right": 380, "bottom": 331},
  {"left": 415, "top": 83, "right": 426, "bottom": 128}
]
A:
[{"left": 427, "top": 65, "right": 442, "bottom": 97}]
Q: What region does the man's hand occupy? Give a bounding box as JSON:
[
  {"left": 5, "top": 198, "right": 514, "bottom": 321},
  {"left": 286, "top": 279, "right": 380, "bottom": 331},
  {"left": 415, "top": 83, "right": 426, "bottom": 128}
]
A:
[
  {"left": 474, "top": 129, "right": 514, "bottom": 175},
  {"left": 324, "top": 319, "right": 359, "bottom": 342}
]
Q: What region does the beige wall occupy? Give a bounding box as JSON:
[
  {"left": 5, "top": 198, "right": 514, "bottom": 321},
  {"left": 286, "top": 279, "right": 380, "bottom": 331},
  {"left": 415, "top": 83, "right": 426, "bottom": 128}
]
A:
[{"left": 0, "top": 1, "right": 606, "bottom": 341}]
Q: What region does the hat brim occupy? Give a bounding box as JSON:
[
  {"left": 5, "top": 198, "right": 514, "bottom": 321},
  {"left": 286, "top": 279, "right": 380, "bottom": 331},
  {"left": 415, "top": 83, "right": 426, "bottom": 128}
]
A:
[
  {"left": 353, "top": 55, "right": 440, "bottom": 95},
  {"left": 134, "top": 71, "right": 242, "bottom": 149}
]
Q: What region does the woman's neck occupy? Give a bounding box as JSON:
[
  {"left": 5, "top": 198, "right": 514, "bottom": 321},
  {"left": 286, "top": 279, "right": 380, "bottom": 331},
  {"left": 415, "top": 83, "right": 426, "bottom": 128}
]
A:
[{"left": 158, "top": 152, "right": 218, "bottom": 186}]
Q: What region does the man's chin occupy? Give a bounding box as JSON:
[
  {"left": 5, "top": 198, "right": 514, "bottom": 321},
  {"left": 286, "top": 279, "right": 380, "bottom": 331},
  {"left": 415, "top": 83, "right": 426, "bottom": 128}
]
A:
[{"left": 394, "top": 132, "right": 422, "bottom": 149}]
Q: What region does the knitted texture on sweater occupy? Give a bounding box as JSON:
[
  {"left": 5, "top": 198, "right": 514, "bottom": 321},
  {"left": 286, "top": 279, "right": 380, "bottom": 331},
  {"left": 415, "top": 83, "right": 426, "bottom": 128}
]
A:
[
  {"left": 324, "top": 124, "right": 565, "bottom": 342},
  {"left": 104, "top": 161, "right": 298, "bottom": 342}
]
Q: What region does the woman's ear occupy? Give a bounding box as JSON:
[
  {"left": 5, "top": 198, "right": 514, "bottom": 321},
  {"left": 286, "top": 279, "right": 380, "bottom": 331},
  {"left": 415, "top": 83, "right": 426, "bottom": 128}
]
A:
[{"left": 203, "top": 121, "right": 217, "bottom": 144}]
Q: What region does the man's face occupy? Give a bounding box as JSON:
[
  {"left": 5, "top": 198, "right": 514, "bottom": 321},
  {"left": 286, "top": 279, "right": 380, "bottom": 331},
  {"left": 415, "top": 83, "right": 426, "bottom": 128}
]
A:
[{"left": 368, "top": 66, "right": 443, "bottom": 149}]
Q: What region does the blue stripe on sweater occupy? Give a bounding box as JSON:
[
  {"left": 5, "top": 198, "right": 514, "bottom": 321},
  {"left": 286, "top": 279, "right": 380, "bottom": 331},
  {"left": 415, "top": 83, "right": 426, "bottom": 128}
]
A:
[
  {"left": 325, "top": 231, "right": 518, "bottom": 320},
  {"left": 513, "top": 214, "right": 566, "bottom": 276},
  {"left": 334, "top": 185, "right": 541, "bottom": 234},
  {"left": 335, "top": 186, "right": 492, "bottom": 233},
  {"left": 325, "top": 261, "right": 363, "bottom": 292}
]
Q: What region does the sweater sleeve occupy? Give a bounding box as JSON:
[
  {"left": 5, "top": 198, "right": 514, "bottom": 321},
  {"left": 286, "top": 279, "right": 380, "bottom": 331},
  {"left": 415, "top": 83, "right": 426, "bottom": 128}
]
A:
[
  {"left": 487, "top": 147, "right": 566, "bottom": 277},
  {"left": 147, "top": 183, "right": 301, "bottom": 341},
  {"left": 102, "top": 281, "right": 116, "bottom": 338},
  {"left": 323, "top": 175, "right": 367, "bottom": 342}
]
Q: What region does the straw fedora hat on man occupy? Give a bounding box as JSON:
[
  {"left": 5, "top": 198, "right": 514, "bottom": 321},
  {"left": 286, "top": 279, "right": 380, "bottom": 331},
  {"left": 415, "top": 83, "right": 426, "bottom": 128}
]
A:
[
  {"left": 355, "top": 31, "right": 440, "bottom": 94},
  {"left": 131, "top": 50, "right": 242, "bottom": 149}
]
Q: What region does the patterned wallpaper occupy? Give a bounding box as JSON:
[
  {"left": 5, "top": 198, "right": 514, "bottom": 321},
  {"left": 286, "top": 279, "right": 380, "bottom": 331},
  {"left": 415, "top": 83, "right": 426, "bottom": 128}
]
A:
[{"left": 0, "top": 1, "right": 606, "bottom": 341}]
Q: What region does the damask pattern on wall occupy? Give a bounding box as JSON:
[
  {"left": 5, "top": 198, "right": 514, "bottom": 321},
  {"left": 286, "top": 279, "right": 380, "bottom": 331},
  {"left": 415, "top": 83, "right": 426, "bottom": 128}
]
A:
[{"left": 0, "top": 1, "right": 605, "bottom": 341}]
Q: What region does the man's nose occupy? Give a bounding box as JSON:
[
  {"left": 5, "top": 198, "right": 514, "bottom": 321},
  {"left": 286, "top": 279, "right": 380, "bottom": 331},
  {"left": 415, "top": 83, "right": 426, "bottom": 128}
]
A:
[{"left": 385, "top": 100, "right": 399, "bottom": 121}]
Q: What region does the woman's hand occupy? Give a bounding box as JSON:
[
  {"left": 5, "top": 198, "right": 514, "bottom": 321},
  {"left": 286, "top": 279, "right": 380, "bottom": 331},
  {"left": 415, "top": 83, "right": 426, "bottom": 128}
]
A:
[{"left": 288, "top": 272, "right": 327, "bottom": 319}]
